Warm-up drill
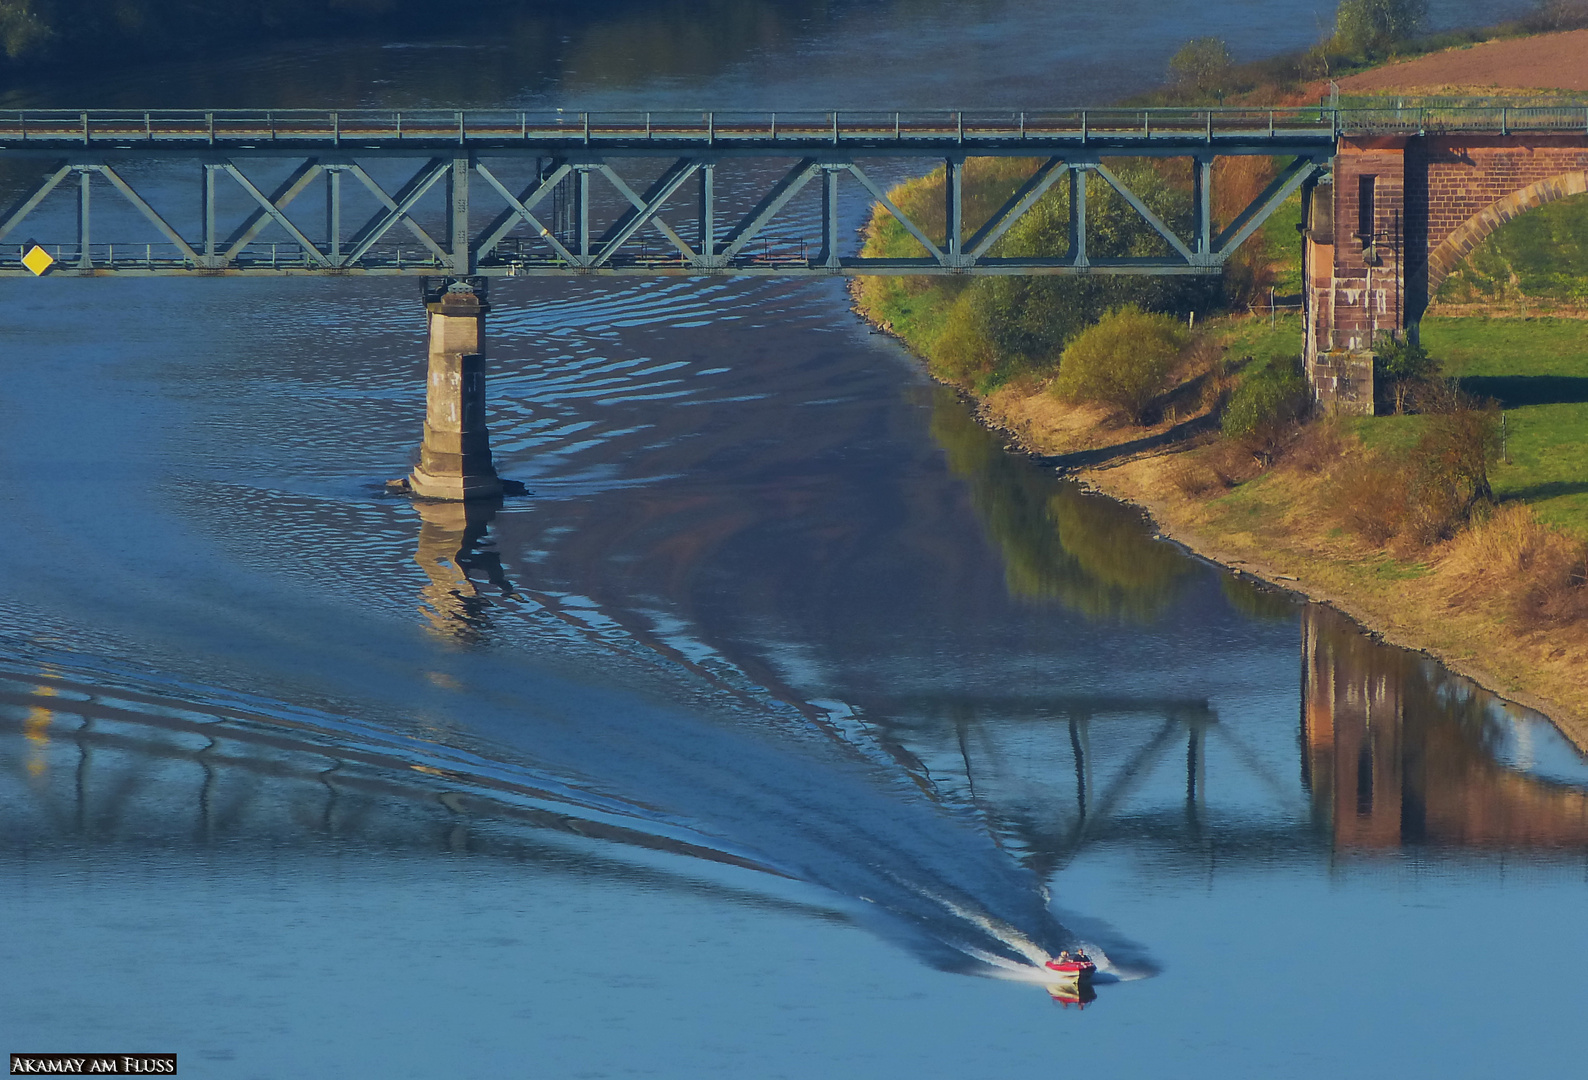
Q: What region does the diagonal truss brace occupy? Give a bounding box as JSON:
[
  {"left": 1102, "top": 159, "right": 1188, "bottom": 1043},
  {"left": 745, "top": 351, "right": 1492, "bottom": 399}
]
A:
[
  {"left": 1214, "top": 155, "right": 1323, "bottom": 256},
  {"left": 220, "top": 160, "right": 324, "bottom": 264},
  {"left": 1092, "top": 162, "right": 1197, "bottom": 265},
  {"left": 593, "top": 162, "right": 699, "bottom": 265},
  {"left": 218, "top": 163, "right": 332, "bottom": 267},
  {"left": 0, "top": 163, "right": 73, "bottom": 243},
  {"left": 718, "top": 158, "right": 821, "bottom": 262},
  {"left": 965, "top": 156, "right": 1071, "bottom": 260},
  {"left": 842, "top": 163, "right": 947, "bottom": 264},
  {"left": 472, "top": 162, "right": 578, "bottom": 265},
  {"left": 343, "top": 160, "right": 452, "bottom": 267}
]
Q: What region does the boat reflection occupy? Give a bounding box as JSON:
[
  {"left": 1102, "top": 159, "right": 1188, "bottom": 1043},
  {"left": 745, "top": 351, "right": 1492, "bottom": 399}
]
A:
[{"left": 1045, "top": 979, "right": 1098, "bottom": 1009}]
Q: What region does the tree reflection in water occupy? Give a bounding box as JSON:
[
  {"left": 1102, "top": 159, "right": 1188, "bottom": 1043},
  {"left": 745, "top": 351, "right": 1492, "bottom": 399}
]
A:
[{"left": 928, "top": 387, "right": 1189, "bottom": 619}]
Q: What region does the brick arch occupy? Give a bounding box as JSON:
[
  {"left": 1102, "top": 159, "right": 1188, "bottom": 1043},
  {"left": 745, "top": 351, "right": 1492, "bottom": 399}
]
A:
[{"left": 1424, "top": 169, "right": 1588, "bottom": 296}]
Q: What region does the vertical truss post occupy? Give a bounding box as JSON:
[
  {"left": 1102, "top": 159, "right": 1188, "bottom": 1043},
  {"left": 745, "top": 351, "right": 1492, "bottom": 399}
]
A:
[
  {"left": 1069, "top": 166, "right": 1087, "bottom": 268},
  {"left": 203, "top": 163, "right": 217, "bottom": 266},
  {"left": 819, "top": 165, "right": 841, "bottom": 269},
  {"left": 76, "top": 168, "right": 91, "bottom": 269},
  {"left": 1194, "top": 155, "right": 1213, "bottom": 263},
  {"left": 448, "top": 155, "right": 472, "bottom": 275},
  {"left": 577, "top": 166, "right": 590, "bottom": 262},
  {"left": 327, "top": 167, "right": 341, "bottom": 265},
  {"left": 945, "top": 156, "right": 963, "bottom": 268},
  {"left": 699, "top": 162, "right": 716, "bottom": 260}
]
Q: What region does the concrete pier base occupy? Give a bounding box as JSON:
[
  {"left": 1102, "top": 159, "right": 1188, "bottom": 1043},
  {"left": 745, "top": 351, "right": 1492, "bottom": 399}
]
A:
[{"left": 406, "top": 280, "right": 504, "bottom": 501}]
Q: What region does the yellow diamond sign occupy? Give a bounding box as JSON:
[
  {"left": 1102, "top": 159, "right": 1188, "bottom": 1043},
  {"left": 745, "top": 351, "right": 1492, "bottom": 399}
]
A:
[{"left": 21, "top": 245, "right": 55, "bottom": 276}]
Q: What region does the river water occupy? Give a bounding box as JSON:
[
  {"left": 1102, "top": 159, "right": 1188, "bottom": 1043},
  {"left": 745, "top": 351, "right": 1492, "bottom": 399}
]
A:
[{"left": 4, "top": 2, "right": 1586, "bottom": 1077}]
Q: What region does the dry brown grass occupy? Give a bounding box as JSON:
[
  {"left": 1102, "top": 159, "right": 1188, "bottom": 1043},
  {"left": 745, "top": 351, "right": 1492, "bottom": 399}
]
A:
[{"left": 1443, "top": 503, "right": 1588, "bottom": 629}]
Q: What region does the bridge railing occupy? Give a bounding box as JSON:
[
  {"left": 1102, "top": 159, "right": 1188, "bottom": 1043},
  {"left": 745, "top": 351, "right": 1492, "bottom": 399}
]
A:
[
  {"left": 0, "top": 107, "right": 1344, "bottom": 148},
  {"left": 0, "top": 107, "right": 1584, "bottom": 149},
  {"left": 1339, "top": 104, "right": 1588, "bottom": 135}
]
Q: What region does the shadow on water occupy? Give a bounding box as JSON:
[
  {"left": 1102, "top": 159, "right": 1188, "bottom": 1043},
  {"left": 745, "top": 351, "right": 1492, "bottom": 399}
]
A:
[{"left": 929, "top": 388, "right": 1190, "bottom": 619}]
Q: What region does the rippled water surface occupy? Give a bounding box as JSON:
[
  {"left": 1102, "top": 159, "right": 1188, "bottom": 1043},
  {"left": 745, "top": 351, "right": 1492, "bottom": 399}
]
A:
[{"left": 4, "top": 2, "right": 1586, "bottom": 1077}]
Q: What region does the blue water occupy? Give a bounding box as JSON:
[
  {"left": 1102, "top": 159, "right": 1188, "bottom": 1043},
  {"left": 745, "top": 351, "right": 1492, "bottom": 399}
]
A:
[{"left": 4, "top": 2, "right": 1586, "bottom": 1076}]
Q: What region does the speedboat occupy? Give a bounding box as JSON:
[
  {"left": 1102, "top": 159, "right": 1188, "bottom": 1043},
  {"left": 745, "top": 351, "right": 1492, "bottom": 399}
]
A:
[{"left": 1044, "top": 957, "right": 1097, "bottom": 980}]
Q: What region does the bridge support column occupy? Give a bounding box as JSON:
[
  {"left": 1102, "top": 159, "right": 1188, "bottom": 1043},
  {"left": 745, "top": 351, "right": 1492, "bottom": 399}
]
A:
[
  {"left": 1303, "top": 137, "right": 1412, "bottom": 415},
  {"left": 406, "top": 280, "right": 503, "bottom": 501}
]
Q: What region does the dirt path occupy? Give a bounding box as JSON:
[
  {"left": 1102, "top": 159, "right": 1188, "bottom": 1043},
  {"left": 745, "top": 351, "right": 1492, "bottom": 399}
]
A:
[{"left": 1337, "top": 29, "right": 1588, "bottom": 93}]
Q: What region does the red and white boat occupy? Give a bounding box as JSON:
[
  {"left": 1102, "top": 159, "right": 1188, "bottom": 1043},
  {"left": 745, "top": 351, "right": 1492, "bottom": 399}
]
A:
[{"left": 1043, "top": 957, "right": 1097, "bottom": 980}]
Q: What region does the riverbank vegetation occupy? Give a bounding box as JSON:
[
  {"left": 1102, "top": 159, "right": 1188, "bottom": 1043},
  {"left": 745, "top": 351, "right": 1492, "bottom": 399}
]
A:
[{"left": 858, "top": 0, "right": 1588, "bottom": 736}]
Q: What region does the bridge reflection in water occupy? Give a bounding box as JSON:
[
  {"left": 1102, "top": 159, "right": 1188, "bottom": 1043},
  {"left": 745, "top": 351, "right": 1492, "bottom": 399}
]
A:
[
  {"left": 1303, "top": 604, "right": 1588, "bottom": 852},
  {"left": 3, "top": 541, "right": 1585, "bottom": 904}
]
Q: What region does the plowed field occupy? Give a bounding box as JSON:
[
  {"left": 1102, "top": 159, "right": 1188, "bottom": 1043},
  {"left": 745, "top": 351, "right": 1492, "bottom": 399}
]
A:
[{"left": 1337, "top": 28, "right": 1588, "bottom": 93}]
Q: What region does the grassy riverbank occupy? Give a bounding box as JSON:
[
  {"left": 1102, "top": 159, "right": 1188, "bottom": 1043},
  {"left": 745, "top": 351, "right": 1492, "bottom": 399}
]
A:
[
  {"left": 851, "top": 20, "right": 1588, "bottom": 745},
  {"left": 1082, "top": 313, "right": 1588, "bottom": 749}
]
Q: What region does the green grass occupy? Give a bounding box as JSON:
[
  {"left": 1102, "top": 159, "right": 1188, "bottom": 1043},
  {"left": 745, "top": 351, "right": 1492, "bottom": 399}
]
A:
[
  {"left": 1220, "top": 312, "right": 1304, "bottom": 366},
  {"left": 1435, "top": 191, "right": 1588, "bottom": 305},
  {"left": 1418, "top": 316, "right": 1588, "bottom": 536}
]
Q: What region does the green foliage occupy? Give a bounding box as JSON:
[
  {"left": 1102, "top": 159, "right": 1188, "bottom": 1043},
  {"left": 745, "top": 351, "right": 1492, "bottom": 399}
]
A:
[
  {"left": 1375, "top": 332, "right": 1437, "bottom": 383},
  {"left": 1222, "top": 354, "right": 1309, "bottom": 446},
  {"left": 1167, "top": 37, "right": 1233, "bottom": 102},
  {"left": 1331, "top": 0, "right": 1428, "bottom": 58},
  {"left": 861, "top": 157, "right": 1221, "bottom": 388},
  {"left": 1052, "top": 305, "right": 1192, "bottom": 424},
  {"left": 0, "top": 2, "right": 51, "bottom": 60},
  {"left": 1374, "top": 330, "right": 1440, "bottom": 412},
  {"left": 929, "top": 289, "right": 998, "bottom": 385}
]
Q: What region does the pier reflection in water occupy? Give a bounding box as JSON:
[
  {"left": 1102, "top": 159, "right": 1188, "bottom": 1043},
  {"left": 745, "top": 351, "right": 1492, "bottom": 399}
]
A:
[{"left": 413, "top": 498, "right": 518, "bottom": 642}]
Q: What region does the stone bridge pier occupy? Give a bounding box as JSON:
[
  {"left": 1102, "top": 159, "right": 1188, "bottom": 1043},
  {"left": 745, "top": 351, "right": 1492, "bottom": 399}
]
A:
[
  {"left": 399, "top": 278, "right": 518, "bottom": 501},
  {"left": 1302, "top": 134, "right": 1588, "bottom": 414}
]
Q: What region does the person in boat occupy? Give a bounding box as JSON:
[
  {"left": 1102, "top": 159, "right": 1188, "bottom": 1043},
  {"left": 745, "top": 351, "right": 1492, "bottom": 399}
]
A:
[
  {"left": 1055, "top": 951, "right": 1071, "bottom": 964},
  {"left": 1073, "top": 948, "right": 1091, "bottom": 965}
]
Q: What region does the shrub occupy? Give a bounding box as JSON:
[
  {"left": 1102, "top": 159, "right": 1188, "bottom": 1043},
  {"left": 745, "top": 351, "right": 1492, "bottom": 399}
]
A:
[
  {"left": 1325, "top": 401, "right": 1500, "bottom": 549},
  {"left": 1222, "top": 354, "right": 1310, "bottom": 456},
  {"left": 1445, "top": 502, "right": 1588, "bottom": 629},
  {"left": 1374, "top": 331, "right": 1440, "bottom": 413},
  {"left": 1284, "top": 416, "right": 1345, "bottom": 474},
  {"left": 929, "top": 290, "right": 997, "bottom": 385},
  {"left": 1051, "top": 306, "right": 1192, "bottom": 424},
  {"left": 1168, "top": 37, "right": 1233, "bottom": 102},
  {"left": 1331, "top": 0, "right": 1428, "bottom": 58},
  {"left": 1327, "top": 451, "right": 1408, "bottom": 546}
]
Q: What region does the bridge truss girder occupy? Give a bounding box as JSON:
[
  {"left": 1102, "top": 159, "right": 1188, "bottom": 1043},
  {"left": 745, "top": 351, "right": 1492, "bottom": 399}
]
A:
[{"left": 0, "top": 146, "right": 1327, "bottom": 278}]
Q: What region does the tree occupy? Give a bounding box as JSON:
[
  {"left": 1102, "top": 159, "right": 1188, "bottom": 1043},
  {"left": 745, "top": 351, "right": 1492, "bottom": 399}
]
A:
[
  {"left": 1052, "top": 306, "right": 1192, "bottom": 424},
  {"left": 1332, "top": 0, "right": 1428, "bottom": 57},
  {"left": 1167, "top": 37, "right": 1233, "bottom": 101}
]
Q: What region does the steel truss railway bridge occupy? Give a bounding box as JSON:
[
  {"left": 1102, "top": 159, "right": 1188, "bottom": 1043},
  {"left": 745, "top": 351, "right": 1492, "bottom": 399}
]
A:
[
  {"left": 2, "top": 103, "right": 1580, "bottom": 281},
  {"left": 5, "top": 104, "right": 1585, "bottom": 495}
]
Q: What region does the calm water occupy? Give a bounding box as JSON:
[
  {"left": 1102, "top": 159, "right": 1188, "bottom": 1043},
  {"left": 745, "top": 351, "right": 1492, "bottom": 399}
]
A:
[{"left": 4, "top": 2, "right": 1585, "bottom": 1077}]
